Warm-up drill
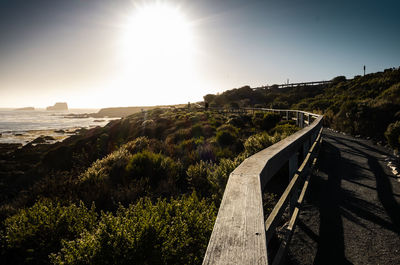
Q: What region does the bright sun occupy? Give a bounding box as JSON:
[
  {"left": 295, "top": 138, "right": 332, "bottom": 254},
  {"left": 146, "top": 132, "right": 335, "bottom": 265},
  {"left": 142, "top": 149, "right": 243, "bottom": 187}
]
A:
[{"left": 119, "top": 2, "right": 198, "bottom": 105}]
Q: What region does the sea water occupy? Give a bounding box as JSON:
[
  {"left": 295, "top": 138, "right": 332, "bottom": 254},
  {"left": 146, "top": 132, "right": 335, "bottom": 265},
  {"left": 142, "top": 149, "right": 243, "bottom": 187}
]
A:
[{"left": 0, "top": 108, "right": 118, "bottom": 144}]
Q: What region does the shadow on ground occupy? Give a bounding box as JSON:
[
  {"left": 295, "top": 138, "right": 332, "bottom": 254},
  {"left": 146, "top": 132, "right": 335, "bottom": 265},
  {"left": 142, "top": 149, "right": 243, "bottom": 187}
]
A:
[{"left": 287, "top": 130, "right": 400, "bottom": 265}]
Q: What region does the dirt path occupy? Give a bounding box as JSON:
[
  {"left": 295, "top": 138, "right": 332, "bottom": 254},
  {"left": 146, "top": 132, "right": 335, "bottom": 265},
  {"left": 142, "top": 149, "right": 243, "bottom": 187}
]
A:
[{"left": 287, "top": 129, "right": 400, "bottom": 265}]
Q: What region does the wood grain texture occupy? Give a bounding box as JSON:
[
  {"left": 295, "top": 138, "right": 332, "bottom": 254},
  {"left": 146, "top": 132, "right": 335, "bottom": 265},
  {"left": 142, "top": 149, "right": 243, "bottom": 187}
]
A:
[{"left": 203, "top": 112, "right": 322, "bottom": 265}]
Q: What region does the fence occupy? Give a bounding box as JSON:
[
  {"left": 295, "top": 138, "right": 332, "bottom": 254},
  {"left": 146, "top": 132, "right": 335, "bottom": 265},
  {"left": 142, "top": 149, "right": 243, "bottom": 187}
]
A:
[{"left": 202, "top": 109, "right": 323, "bottom": 265}]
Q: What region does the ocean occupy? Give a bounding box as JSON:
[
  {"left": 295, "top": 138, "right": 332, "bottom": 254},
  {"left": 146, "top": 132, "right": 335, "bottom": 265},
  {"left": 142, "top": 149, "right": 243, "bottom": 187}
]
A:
[{"left": 0, "top": 109, "right": 118, "bottom": 144}]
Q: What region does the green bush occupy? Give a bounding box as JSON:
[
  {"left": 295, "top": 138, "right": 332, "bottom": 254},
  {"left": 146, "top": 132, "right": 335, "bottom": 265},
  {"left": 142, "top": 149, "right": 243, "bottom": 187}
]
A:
[
  {"left": 385, "top": 121, "right": 400, "bottom": 149},
  {"left": 207, "top": 158, "right": 240, "bottom": 199},
  {"left": 1, "top": 199, "right": 97, "bottom": 265},
  {"left": 122, "top": 136, "right": 150, "bottom": 154},
  {"left": 331, "top": 75, "right": 347, "bottom": 84},
  {"left": 0, "top": 107, "right": 303, "bottom": 265},
  {"left": 50, "top": 193, "right": 217, "bottom": 265},
  {"left": 191, "top": 124, "right": 204, "bottom": 138},
  {"left": 252, "top": 112, "right": 281, "bottom": 131},
  {"left": 196, "top": 142, "right": 216, "bottom": 162},
  {"left": 125, "top": 151, "right": 182, "bottom": 188},
  {"left": 79, "top": 148, "right": 132, "bottom": 184},
  {"left": 216, "top": 124, "right": 239, "bottom": 135},
  {"left": 227, "top": 115, "right": 246, "bottom": 128},
  {"left": 271, "top": 123, "right": 300, "bottom": 138},
  {"left": 187, "top": 161, "right": 214, "bottom": 196},
  {"left": 244, "top": 132, "right": 276, "bottom": 155},
  {"left": 216, "top": 131, "right": 236, "bottom": 146},
  {"left": 171, "top": 128, "right": 193, "bottom": 143},
  {"left": 263, "top": 193, "right": 278, "bottom": 216},
  {"left": 377, "top": 83, "right": 400, "bottom": 105}
]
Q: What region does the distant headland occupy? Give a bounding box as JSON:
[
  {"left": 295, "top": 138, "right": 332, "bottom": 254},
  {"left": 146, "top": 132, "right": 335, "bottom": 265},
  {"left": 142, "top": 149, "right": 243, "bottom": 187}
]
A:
[
  {"left": 46, "top": 102, "right": 68, "bottom": 111},
  {"left": 15, "top": 107, "right": 35, "bottom": 111},
  {"left": 91, "top": 104, "right": 186, "bottom": 118}
]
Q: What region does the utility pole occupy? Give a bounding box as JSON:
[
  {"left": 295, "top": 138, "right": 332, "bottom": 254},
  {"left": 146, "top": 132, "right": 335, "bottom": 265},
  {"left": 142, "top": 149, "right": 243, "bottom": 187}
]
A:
[{"left": 363, "top": 65, "right": 366, "bottom": 76}]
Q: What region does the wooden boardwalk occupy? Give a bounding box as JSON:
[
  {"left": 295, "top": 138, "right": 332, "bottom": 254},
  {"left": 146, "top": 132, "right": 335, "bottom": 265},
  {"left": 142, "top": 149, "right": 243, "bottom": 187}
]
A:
[
  {"left": 287, "top": 129, "right": 400, "bottom": 265},
  {"left": 203, "top": 109, "right": 323, "bottom": 265}
]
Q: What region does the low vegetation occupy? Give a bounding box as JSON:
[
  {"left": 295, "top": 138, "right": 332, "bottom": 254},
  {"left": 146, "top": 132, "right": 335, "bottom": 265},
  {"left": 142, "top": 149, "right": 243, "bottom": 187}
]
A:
[
  {"left": 0, "top": 108, "right": 298, "bottom": 264},
  {"left": 205, "top": 67, "right": 400, "bottom": 149},
  {"left": 7, "top": 67, "right": 396, "bottom": 263}
]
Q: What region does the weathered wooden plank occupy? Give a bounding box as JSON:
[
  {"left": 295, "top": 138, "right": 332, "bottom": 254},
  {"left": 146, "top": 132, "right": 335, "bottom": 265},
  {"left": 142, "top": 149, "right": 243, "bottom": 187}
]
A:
[
  {"left": 202, "top": 171, "right": 267, "bottom": 265},
  {"left": 202, "top": 112, "right": 322, "bottom": 265},
  {"left": 265, "top": 167, "right": 307, "bottom": 242},
  {"left": 271, "top": 136, "right": 322, "bottom": 265}
]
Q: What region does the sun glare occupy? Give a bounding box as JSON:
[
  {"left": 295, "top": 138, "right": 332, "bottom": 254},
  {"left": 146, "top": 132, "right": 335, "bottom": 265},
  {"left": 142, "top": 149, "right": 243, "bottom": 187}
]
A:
[{"left": 119, "top": 2, "right": 198, "bottom": 105}]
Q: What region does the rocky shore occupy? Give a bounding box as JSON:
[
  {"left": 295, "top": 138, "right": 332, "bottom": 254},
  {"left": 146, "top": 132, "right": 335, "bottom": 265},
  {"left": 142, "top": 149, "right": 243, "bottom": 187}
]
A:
[{"left": 0, "top": 128, "right": 83, "bottom": 145}]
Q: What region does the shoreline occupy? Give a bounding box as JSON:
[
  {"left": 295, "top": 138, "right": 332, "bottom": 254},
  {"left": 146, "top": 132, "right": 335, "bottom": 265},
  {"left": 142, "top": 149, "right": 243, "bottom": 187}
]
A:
[{"left": 0, "top": 127, "right": 88, "bottom": 145}]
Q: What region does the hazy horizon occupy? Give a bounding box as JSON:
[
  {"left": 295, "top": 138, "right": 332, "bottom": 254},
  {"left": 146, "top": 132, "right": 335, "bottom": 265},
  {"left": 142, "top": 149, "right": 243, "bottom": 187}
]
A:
[
  {"left": 1, "top": 103, "right": 187, "bottom": 110},
  {"left": 1, "top": 0, "right": 399, "bottom": 108}
]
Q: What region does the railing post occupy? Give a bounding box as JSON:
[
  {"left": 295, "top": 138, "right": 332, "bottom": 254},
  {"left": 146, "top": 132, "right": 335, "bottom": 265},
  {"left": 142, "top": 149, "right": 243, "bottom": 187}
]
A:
[
  {"left": 311, "top": 128, "right": 318, "bottom": 143},
  {"left": 303, "top": 138, "right": 310, "bottom": 161},
  {"left": 202, "top": 110, "right": 323, "bottom": 265},
  {"left": 289, "top": 153, "right": 298, "bottom": 214},
  {"left": 300, "top": 113, "right": 304, "bottom": 128}
]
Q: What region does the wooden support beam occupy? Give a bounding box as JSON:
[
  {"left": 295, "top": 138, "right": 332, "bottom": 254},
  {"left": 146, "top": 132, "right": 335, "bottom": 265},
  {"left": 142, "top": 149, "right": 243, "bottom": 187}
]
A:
[{"left": 203, "top": 111, "right": 323, "bottom": 265}]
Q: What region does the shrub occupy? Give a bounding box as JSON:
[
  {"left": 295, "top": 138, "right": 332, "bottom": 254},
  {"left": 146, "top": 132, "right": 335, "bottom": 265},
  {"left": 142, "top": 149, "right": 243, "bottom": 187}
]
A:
[
  {"left": 228, "top": 102, "right": 239, "bottom": 109},
  {"left": 227, "top": 115, "right": 245, "bottom": 128},
  {"left": 123, "top": 136, "right": 150, "bottom": 154},
  {"left": 191, "top": 124, "right": 204, "bottom": 138},
  {"left": 201, "top": 124, "right": 215, "bottom": 138},
  {"left": 377, "top": 83, "right": 400, "bottom": 105},
  {"left": 216, "top": 124, "right": 239, "bottom": 134},
  {"left": 1, "top": 199, "right": 97, "bottom": 265},
  {"left": 177, "top": 138, "right": 203, "bottom": 154},
  {"left": 263, "top": 193, "right": 278, "bottom": 216},
  {"left": 244, "top": 132, "right": 275, "bottom": 155},
  {"left": 95, "top": 133, "right": 109, "bottom": 156},
  {"left": 271, "top": 100, "right": 289, "bottom": 109},
  {"left": 79, "top": 148, "right": 132, "bottom": 184},
  {"left": 187, "top": 161, "right": 215, "bottom": 196},
  {"left": 252, "top": 112, "right": 281, "bottom": 131},
  {"left": 76, "top": 148, "right": 135, "bottom": 208},
  {"left": 385, "top": 121, "right": 400, "bottom": 149},
  {"left": 196, "top": 142, "right": 216, "bottom": 162},
  {"left": 171, "top": 128, "right": 193, "bottom": 143},
  {"left": 331, "top": 75, "right": 347, "bottom": 84},
  {"left": 271, "top": 123, "right": 300, "bottom": 138},
  {"left": 125, "top": 151, "right": 181, "bottom": 189},
  {"left": 50, "top": 193, "right": 217, "bottom": 265},
  {"left": 216, "top": 131, "right": 236, "bottom": 146},
  {"left": 207, "top": 158, "right": 240, "bottom": 199}
]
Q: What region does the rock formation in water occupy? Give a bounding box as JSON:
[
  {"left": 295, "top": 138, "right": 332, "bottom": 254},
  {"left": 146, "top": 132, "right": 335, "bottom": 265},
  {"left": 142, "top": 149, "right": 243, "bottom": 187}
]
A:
[{"left": 46, "top": 102, "right": 68, "bottom": 111}]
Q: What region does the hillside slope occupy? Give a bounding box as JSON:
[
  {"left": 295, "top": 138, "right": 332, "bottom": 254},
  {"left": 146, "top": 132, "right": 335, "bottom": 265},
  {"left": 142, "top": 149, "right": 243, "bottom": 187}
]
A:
[{"left": 205, "top": 68, "right": 400, "bottom": 147}]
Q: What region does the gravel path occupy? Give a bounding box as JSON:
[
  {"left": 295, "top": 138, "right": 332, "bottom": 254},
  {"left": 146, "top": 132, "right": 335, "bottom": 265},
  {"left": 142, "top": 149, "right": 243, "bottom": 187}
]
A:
[{"left": 287, "top": 129, "right": 400, "bottom": 265}]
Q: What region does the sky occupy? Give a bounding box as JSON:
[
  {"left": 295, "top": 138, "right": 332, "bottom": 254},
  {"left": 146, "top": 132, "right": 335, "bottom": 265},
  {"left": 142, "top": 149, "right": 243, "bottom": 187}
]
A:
[{"left": 0, "top": 0, "right": 399, "bottom": 108}]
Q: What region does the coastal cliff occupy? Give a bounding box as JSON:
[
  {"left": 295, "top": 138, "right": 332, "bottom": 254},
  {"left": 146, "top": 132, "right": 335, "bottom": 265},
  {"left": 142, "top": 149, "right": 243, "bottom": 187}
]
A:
[{"left": 92, "top": 105, "right": 186, "bottom": 117}]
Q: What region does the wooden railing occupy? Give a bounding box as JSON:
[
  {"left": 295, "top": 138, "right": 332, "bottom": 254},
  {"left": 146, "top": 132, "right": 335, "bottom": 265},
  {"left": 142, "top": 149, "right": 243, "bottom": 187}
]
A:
[
  {"left": 254, "top": 80, "right": 332, "bottom": 90},
  {"left": 202, "top": 109, "right": 323, "bottom": 265}
]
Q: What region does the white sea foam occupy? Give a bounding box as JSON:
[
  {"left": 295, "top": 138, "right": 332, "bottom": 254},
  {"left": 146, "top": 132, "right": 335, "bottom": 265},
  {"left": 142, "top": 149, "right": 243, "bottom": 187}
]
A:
[{"left": 0, "top": 109, "right": 118, "bottom": 144}]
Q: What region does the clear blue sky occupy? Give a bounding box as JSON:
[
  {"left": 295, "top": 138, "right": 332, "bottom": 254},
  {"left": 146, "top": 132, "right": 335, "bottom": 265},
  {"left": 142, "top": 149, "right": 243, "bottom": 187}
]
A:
[{"left": 0, "top": 0, "right": 399, "bottom": 108}]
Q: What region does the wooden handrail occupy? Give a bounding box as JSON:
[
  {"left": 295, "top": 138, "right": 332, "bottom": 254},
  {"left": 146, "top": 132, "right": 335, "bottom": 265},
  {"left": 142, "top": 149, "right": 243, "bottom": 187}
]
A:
[
  {"left": 269, "top": 129, "right": 322, "bottom": 265},
  {"left": 202, "top": 109, "right": 323, "bottom": 265}
]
